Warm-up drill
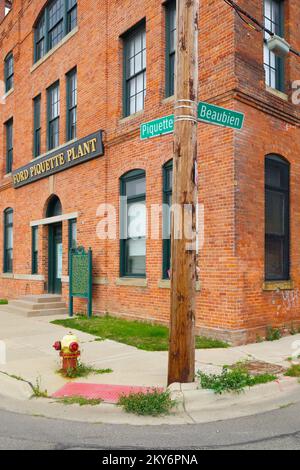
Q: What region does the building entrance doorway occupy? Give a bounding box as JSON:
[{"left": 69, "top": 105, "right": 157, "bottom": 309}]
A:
[
  {"left": 48, "top": 223, "right": 62, "bottom": 294},
  {"left": 46, "top": 196, "right": 63, "bottom": 295}
]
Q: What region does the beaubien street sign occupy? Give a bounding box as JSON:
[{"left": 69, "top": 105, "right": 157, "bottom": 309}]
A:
[
  {"left": 140, "top": 103, "right": 245, "bottom": 139},
  {"left": 197, "top": 101, "right": 245, "bottom": 130}
]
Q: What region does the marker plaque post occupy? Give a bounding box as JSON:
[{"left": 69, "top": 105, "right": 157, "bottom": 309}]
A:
[{"left": 69, "top": 246, "right": 93, "bottom": 318}]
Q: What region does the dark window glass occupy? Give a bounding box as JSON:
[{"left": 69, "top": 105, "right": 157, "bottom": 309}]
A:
[
  {"left": 4, "top": 208, "right": 13, "bottom": 274},
  {"left": 34, "top": 0, "right": 77, "bottom": 62},
  {"left": 68, "top": 218, "right": 77, "bottom": 273},
  {"left": 67, "top": 0, "right": 77, "bottom": 32},
  {"left": 163, "top": 160, "right": 173, "bottom": 279},
  {"left": 166, "top": 1, "right": 176, "bottom": 97},
  {"left": 120, "top": 170, "right": 146, "bottom": 277},
  {"left": 35, "top": 13, "right": 46, "bottom": 61},
  {"left": 48, "top": 0, "right": 64, "bottom": 49},
  {"left": 47, "top": 82, "right": 60, "bottom": 150},
  {"left": 33, "top": 95, "right": 41, "bottom": 157},
  {"left": 4, "top": 52, "right": 14, "bottom": 93},
  {"left": 32, "top": 226, "right": 39, "bottom": 274},
  {"left": 265, "top": 155, "right": 289, "bottom": 280},
  {"left": 264, "top": 0, "right": 284, "bottom": 91},
  {"left": 46, "top": 195, "right": 62, "bottom": 218},
  {"left": 66, "top": 68, "right": 77, "bottom": 140},
  {"left": 5, "top": 118, "right": 13, "bottom": 174},
  {"left": 123, "top": 23, "right": 146, "bottom": 117}
]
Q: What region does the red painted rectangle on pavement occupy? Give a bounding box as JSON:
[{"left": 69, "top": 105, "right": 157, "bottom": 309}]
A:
[{"left": 52, "top": 383, "right": 163, "bottom": 404}]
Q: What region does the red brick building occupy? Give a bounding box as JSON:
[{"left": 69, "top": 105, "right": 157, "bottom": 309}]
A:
[{"left": 1, "top": 0, "right": 300, "bottom": 344}]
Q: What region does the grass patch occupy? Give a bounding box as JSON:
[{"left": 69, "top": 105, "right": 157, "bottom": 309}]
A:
[
  {"left": 118, "top": 389, "right": 176, "bottom": 416},
  {"left": 57, "top": 396, "right": 102, "bottom": 406},
  {"left": 57, "top": 362, "right": 113, "bottom": 379},
  {"left": 284, "top": 364, "right": 300, "bottom": 378},
  {"left": 197, "top": 365, "right": 277, "bottom": 395},
  {"left": 0, "top": 299, "right": 8, "bottom": 305},
  {"left": 52, "top": 315, "right": 229, "bottom": 351}
]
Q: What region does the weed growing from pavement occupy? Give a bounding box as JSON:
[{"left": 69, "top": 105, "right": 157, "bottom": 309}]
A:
[
  {"left": 31, "top": 377, "right": 48, "bottom": 398},
  {"left": 57, "top": 362, "right": 113, "bottom": 379},
  {"left": 266, "top": 326, "right": 282, "bottom": 342},
  {"left": 0, "top": 370, "right": 48, "bottom": 398},
  {"left": 57, "top": 396, "right": 103, "bottom": 406},
  {"left": 197, "top": 364, "right": 277, "bottom": 395},
  {"left": 118, "top": 389, "right": 177, "bottom": 416},
  {"left": 284, "top": 364, "right": 300, "bottom": 378}
]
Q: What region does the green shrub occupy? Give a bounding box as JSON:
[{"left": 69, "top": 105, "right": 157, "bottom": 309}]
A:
[
  {"left": 197, "top": 366, "right": 276, "bottom": 395},
  {"left": 266, "top": 326, "right": 282, "bottom": 342},
  {"left": 0, "top": 299, "right": 8, "bottom": 305},
  {"left": 118, "top": 389, "right": 176, "bottom": 416}
]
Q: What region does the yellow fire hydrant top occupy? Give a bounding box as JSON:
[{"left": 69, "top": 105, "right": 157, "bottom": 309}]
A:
[{"left": 61, "top": 333, "right": 79, "bottom": 354}]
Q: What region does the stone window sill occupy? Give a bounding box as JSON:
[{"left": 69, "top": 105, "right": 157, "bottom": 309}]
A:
[
  {"left": 30, "top": 27, "right": 78, "bottom": 73},
  {"left": 161, "top": 95, "right": 174, "bottom": 105},
  {"left": 119, "top": 109, "right": 145, "bottom": 126},
  {"left": 31, "top": 138, "right": 77, "bottom": 162},
  {"left": 61, "top": 276, "right": 108, "bottom": 286},
  {"left": 116, "top": 277, "right": 148, "bottom": 287},
  {"left": 263, "top": 280, "right": 294, "bottom": 291},
  {"left": 0, "top": 273, "right": 44, "bottom": 281},
  {"left": 3, "top": 88, "right": 14, "bottom": 99},
  {"left": 158, "top": 279, "right": 201, "bottom": 291},
  {"left": 266, "top": 85, "right": 288, "bottom": 102}
]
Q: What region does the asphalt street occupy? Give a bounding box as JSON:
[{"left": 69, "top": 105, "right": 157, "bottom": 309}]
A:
[{"left": 0, "top": 401, "right": 300, "bottom": 450}]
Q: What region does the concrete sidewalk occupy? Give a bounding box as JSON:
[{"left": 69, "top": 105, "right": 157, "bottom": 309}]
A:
[{"left": 0, "top": 305, "right": 299, "bottom": 425}]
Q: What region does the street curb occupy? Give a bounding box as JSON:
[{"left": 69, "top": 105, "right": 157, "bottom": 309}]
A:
[{"left": 0, "top": 373, "right": 299, "bottom": 426}]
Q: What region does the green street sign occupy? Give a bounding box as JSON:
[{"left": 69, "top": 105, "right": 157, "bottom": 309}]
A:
[
  {"left": 198, "top": 101, "right": 245, "bottom": 130},
  {"left": 140, "top": 103, "right": 244, "bottom": 140},
  {"left": 140, "top": 115, "right": 174, "bottom": 140}
]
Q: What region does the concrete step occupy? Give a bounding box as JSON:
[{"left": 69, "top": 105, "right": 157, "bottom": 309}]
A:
[
  {"left": 9, "top": 300, "right": 67, "bottom": 311},
  {"left": 18, "top": 294, "right": 62, "bottom": 304},
  {"left": 5, "top": 304, "right": 68, "bottom": 317}
]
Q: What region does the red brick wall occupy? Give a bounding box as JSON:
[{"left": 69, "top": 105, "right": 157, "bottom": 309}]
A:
[{"left": 0, "top": 0, "right": 299, "bottom": 344}]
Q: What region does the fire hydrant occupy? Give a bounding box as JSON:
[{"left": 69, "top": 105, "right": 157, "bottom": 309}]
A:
[{"left": 53, "top": 333, "right": 80, "bottom": 372}]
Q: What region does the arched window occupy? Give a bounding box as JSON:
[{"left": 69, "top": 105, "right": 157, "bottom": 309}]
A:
[
  {"left": 265, "top": 154, "right": 290, "bottom": 280},
  {"left": 163, "top": 160, "right": 173, "bottom": 279},
  {"left": 34, "top": 0, "right": 78, "bottom": 63},
  {"left": 4, "top": 52, "right": 14, "bottom": 93},
  {"left": 3, "top": 208, "right": 13, "bottom": 273},
  {"left": 120, "top": 170, "right": 146, "bottom": 277},
  {"left": 46, "top": 195, "right": 62, "bottom": 218}
]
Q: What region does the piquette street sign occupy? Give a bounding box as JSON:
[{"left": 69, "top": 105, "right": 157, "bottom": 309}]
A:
[
  {"left": 12, "top": 130, "right": 104, "bottom": 189},
  {"left": 140, "top": 103, "right": 244, "bottom": 139},
  {"left": 140, "top": 115, "right": 174, "bottom": 140}
]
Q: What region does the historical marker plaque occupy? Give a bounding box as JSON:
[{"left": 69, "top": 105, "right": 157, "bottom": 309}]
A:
[{"left": 69, "top": 247, "right": 93, "bottom": 318}]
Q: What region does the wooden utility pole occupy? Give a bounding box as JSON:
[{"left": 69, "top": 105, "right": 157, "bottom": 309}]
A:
[{"left": 168, "top": 0, "right": 199, "bottom": 385}]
